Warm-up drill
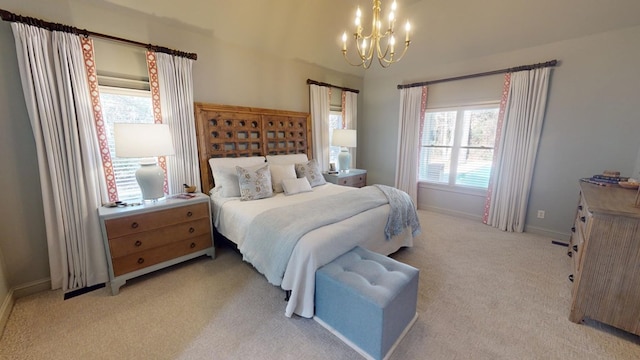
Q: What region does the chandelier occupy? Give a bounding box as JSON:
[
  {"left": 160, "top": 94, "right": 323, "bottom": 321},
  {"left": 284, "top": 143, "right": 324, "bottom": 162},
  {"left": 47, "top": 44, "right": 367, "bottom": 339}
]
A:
[{"left": 341, "top": 0, "right": 411, "bottom": 69}]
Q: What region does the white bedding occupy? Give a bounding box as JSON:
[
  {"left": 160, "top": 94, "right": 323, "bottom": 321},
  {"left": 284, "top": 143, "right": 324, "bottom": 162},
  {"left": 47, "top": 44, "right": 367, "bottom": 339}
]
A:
[{"left": 210, "top": 183, "right": 414, "bottom": 318}]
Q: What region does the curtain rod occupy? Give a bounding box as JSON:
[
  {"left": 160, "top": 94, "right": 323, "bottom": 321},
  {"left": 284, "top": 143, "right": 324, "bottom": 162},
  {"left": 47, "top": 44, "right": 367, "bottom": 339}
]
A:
[
  {"left": 307, "top": 79, "right": 360, "bottom": 94},
  {"left": 397, "top": 60, "right": 558, "bottom": 89},
  {"left": 0, "top": 8, "right": 197, "bottom": 60}
]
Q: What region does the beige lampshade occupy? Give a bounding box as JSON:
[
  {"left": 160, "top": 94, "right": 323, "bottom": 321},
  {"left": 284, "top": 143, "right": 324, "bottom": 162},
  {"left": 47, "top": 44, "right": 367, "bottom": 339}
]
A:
[
  {"left": 114, "top": 123, "right": 175, "bottom": 158},
  {"left": 332, "top": 129, "right": 357, "bottom": 148}
]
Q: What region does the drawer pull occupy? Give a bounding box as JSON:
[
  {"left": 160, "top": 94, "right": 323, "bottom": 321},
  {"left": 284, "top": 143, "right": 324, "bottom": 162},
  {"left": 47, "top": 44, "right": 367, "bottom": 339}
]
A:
[
  {"left": 131, "top": 222, "right": 139, "bottom": 229},
  {"left": 189, "top": 227, "right": 195, "bottom": 233},
  {"left": 187, "top": 211, "right": 193, "bottom": 217},
  {"left": 134, "top": 240, "right": 142, "bottom": 247},
  {"left": 571, "top": 226, "right": 575, "bottom": 233},
  {"left": 573, "top": 245, "right": 578, "bottom": 252},
  {"left": 137, "top": 257, "right": 144, "bottom": 264},
  {"left": 190, "top": 242, "right": 196, "bottom": 249},
  {"left": 568, "top": 274, "right": 574, "bottom": 282},
  {"left": 567, "top": 250, "right": 572, "bottom": 258},
  {"left": 580, "top": 216, "right": 586, "bottom": 223}
]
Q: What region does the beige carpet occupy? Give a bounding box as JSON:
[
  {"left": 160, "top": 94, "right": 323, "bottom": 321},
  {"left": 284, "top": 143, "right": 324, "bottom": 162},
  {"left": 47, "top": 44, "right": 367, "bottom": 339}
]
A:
[{"left": 1, "top": 210, "right": 639, "bottom": 359}]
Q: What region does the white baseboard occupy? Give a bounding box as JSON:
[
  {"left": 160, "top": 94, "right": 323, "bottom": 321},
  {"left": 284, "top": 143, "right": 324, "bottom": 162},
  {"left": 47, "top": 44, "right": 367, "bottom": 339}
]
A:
[
  {"left": 524, "top": 225, "right": 570, "bottom": 242},
  {"left": 420, "top": 206, "right": 571, "bottom": 242},
  {"left": 12, "top": 278, "right": 51, "bottom": 299},
  {"left": 418, "top": 205, "right": 483, "bottom": 222},
  {"left": 0, "top": 289, "right": 15, "bottom": 339},
  {"left": 0, "top": 278, "right": 50, "bottom": 340}
]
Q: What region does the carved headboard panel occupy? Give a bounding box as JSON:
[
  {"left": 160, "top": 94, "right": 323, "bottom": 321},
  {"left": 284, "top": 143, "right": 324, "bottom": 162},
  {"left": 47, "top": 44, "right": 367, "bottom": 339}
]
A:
[{"left": 194, "top": 102, "right": 312, "bottom": 192}]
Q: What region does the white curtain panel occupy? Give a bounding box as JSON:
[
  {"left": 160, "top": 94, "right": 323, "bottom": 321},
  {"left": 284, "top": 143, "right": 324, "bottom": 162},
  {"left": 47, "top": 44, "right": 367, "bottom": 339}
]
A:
[
  {"left": 11, "top": 24, "right": 109, "bottom": 290},
  {"left": 344, "top": 91, "right": 358, "bottom": 168},
  {"left": 310, "top": 84, "right": 331, "bottom": 171},
  {"left": 395, "top": 86, "right": 425, "bottom": 206},
  {"left": 486, "top": 67, "right": 551, "bottom": 232},
  {"left": 155, "top": 53, "right": 201, "bottom": 194}
]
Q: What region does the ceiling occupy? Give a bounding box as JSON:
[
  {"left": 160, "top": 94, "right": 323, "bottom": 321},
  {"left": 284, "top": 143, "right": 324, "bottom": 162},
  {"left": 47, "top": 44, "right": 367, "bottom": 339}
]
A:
[{"left": 101, "top": 0, "right": 640, "bottom": 76}]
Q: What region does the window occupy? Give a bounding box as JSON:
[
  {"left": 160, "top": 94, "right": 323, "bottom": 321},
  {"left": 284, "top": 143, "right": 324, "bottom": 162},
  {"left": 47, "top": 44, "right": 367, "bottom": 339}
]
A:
[
  {"left": 328, "top": 111, "right": 343, "bottom": 165},
  {"left": 99, "top": 86, "right": 154, "bottom": 202},
  {"left": 419, "top": 104, "right": 499, "bottom": 189}
]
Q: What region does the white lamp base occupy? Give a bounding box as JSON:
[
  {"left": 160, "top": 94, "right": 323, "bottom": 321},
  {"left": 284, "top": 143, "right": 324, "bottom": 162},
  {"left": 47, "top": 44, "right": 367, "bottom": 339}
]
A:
[
  {"left": 338, "top": 147, "right": 351, "bottom": 173},
  {"left": 136, "top": 159, "right": 166, "bottom": 201}
]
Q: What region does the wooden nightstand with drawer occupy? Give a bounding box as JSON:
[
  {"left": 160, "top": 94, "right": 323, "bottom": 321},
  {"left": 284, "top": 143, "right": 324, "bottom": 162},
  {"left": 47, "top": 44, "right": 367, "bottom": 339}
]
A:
[
  {"left": 99, "top": 193, "right": 214, "bottom": 294},
  {"left": 323, "top": 169, "right": 367, "bottom": 188}
]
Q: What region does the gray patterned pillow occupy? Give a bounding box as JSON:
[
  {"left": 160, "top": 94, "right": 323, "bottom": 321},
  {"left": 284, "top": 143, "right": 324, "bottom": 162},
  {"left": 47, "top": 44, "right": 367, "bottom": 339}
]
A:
[
  {"left": 294, "top": 159, "right": 326, "bottom": 187},
  {"left": 236, "top": 164, "right": 273, "bottom": 201}
]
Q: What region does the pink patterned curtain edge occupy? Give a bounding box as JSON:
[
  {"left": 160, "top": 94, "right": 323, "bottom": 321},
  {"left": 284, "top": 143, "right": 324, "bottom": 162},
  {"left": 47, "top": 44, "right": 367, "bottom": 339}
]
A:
[
  {"left": 81, "top": 37, "right": 118, "bottom": 202},
  {"left": 146, "top": 51, "right": 169, "bottom": 195},
  {"left": 482, "top": 73, "right": 511, "bottom": 224}
]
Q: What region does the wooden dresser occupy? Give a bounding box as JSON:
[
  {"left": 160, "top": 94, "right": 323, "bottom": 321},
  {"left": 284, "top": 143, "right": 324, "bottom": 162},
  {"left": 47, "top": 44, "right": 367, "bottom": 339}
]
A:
[
  {"left": 99, "top": 193, "right": 214, "bottom": 294},
  {"left": 322, "top": 169, "right": 367, "bottom": 188},
  {"left": 567, "top": 182, "right": 640, "bottom": 335}
]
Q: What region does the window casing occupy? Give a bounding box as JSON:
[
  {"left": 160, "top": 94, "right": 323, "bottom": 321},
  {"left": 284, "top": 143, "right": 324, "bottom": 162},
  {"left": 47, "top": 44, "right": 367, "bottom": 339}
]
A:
[
  {"left": 99, "top": 86, "right": 154, "bottom": 202},
  {"left": 329, "top": 111, "right": 343, "bottom": 165},
  {"left": 419, "top": 104, "right": 499, "bottom": 189}
]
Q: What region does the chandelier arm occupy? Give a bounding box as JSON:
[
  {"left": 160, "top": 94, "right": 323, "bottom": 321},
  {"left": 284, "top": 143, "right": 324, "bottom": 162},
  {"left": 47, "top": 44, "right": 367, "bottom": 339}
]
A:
[
  {"left": 340, "top": 0, "right": 411, "bottom": 69},
  {"left": 379, "top": 40, "right": 410, "bottom": 65}
]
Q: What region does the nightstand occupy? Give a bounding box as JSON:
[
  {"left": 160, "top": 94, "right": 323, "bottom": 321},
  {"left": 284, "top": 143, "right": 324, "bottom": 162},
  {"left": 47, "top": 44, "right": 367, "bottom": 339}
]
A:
[
  {"left": 98, "top": 193, "right": 214, "bottom": 294},
  {"left": 323, "top": 169, "right": 367, "bottom": 188}
]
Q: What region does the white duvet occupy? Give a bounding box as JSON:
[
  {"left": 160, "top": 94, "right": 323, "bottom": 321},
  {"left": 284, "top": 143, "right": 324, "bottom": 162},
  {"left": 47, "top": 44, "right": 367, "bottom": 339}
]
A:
[{"left": 210, "top": 183, "right": 414, "bottom": 318}]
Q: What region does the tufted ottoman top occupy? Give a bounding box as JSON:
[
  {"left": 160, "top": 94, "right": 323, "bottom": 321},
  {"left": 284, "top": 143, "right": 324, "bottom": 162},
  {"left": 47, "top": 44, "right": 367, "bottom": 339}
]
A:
[{"left": 317, "top": 246, "right": 418, "bottom": 307}]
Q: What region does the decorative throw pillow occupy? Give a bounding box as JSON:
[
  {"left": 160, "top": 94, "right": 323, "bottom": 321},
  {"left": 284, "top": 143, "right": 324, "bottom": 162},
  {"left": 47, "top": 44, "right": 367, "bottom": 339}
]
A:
[
  {"left": 295, "top": 159, "right": 326, "bottom": 187},
  {"left": 236, "top": 164, "right": 273, "bottom": 201},
  {"left": 282, "top": 177, "right": 313, "bottom": 196},
  {"left": 269, "top": 163, "right": 297, "bottom": 193},
  {"left": 209, "top": 156, "right": 266, "bottom": 197}
]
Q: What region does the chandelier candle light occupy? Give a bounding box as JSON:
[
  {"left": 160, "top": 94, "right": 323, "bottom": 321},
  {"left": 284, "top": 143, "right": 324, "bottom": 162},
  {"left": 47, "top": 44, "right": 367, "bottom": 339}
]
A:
[{"left": 341, "top": 0, "right": 411, "bottom": 69}]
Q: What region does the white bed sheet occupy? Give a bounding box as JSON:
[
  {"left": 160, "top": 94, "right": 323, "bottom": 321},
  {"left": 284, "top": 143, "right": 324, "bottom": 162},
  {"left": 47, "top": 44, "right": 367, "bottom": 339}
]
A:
[{"left": 210, "top": 183, "right": 414, "bottom": 318}]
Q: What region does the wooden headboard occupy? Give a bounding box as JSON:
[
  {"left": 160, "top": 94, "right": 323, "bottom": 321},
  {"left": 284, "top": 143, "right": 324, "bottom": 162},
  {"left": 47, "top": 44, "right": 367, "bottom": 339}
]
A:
[{"left": 194, "top": 102, "right": 312, "bottom": 192}]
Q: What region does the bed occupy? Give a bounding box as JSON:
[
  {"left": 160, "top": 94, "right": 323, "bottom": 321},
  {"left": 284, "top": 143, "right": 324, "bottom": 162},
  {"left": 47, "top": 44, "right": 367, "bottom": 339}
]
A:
[{"left": 194, "top": 103, "right": 419, "bottom": 318}]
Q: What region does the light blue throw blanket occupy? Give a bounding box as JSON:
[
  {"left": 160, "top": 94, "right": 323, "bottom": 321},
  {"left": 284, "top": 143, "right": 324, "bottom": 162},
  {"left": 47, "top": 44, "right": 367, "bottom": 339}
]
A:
[
  {"left": 239, "top": 185, "right": 421, "bottom": 286},
  {"left": 374, "top": 184, "right": 422, "bottom": 240}
]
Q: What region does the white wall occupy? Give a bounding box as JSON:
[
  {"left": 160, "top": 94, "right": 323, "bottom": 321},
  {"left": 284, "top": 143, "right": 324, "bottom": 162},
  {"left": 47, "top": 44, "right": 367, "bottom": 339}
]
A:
[
  {"left": 0, "top": 0, "right": 363, "bottom": 290},
  {"left": 361, "top": 25, "right": 640, "bottom": 240}
]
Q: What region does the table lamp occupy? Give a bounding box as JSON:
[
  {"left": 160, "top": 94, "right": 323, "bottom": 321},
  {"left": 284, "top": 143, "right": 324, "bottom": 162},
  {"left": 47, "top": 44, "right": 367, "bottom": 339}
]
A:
[
  {"left": 114, "top": 123, "right": 175, "bottom": 201},
  {"left": 332, "top": 129, "right": 357, "bottom": 172}
]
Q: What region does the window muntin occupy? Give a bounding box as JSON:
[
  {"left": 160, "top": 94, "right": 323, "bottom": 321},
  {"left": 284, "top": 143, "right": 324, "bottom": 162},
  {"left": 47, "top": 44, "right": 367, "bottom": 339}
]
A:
[
  {"left": 99, "top": 86, "right": 154, "bottom": 202},
  {"left": 419, "top": 105, "right": 499, "bottom": 189}
]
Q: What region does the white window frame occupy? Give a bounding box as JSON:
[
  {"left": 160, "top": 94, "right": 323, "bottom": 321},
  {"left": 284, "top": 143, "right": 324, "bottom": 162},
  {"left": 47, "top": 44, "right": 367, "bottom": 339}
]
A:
[
  {"left": 329, "top": 111, "right": 343, "bottom": 166},
  {"left": 99, "top": 86, "right": 155, "bottom": 202},
  {"left": 418, "top": 102, "right": 500, "bottom": 195}
]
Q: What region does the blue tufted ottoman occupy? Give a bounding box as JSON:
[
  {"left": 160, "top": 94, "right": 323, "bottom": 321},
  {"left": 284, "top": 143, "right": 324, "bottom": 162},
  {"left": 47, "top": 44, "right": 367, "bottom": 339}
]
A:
[{"left": 314, "top": 246, "right": 419, "bottom": 360}]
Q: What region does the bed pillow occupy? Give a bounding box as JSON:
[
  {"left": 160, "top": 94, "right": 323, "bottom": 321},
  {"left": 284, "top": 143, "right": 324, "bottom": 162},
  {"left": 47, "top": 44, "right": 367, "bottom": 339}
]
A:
[
  {"left": 295, "top": 159, "right": 326, "bottom": 187},
  {"left": 269, "top": 163, "right": 297, "bottom": 193},
  {"left": 236, "top": 164, "right": 273, "bottom": 201},
  {"left": 282, "top": 177, "right": 312, "bottom": 196},
  {"left": 266, "top": 154, "right": 309, "bottom": 165},
  {"left": 209, "top": 156, "right": 265, "bottom": 197}
]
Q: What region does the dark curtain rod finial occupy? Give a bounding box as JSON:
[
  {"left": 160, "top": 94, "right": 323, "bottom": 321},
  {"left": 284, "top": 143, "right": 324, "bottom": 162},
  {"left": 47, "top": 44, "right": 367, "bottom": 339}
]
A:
[
  {"left": 397, "top": 59, "right": 558, "bottom": 89},
  {"left": 0, "top": 8, "right": 197, "bottom": 60},
  {"left": 306, "top": 79, "right": 360, "bottom": 94}
]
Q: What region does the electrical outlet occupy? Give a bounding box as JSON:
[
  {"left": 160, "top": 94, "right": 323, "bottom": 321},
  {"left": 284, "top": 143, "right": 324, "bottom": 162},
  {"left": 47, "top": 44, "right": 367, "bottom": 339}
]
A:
[{"left": 537, "top": 210, "right": 545, "bottom": 219}]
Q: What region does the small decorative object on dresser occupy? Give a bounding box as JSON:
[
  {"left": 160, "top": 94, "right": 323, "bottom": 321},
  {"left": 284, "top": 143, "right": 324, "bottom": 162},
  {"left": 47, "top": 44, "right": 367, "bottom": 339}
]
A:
[
  {"left": 567, "top": 181, "right": 640, "bottom": 336},
  {"left": 322, "top": 169, "right": 367, "bottom": 188},
  {"left": 99, "top": 193, "right": 214, "bottom": 294}
]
